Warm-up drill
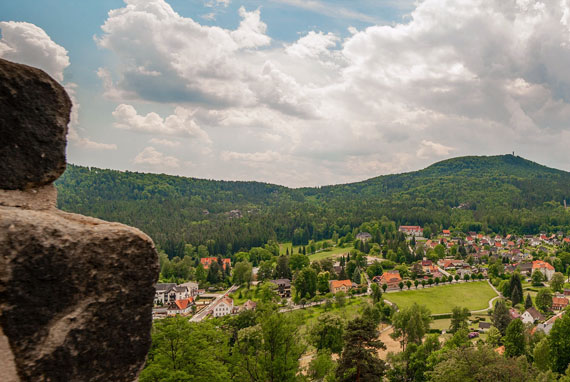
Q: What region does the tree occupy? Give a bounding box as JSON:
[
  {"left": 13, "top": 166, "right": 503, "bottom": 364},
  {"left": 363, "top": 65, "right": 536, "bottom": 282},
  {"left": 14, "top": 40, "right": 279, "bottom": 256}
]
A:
[
  {"left": 549, "top": 312, "right": 570, "bottom": 373},
  {"left": 399, "top": 281, "right": 404, "bottom": 291},
  {"left": 336, "top": 317, "right": 387, "bottom": 382},
  {"left": 310, "top": 313, "right": 345, "bottom": 354},
  {"left": 406, "top": 280, "right": 412, "bottom": 290},
  {"left": 536, "top": 288, "right": 553, "bottom": 313},
  {"left": 492, "top": 300, "right": 512, "bottom": 336},
  {"left": 275, "top": 255, "right": 292, "bottom": 279},
  {"left": 257, "top": 260, "right": 274, "bottom": 281},
  {"left": 335, "top": 291, "right": 346, "bottom": 307},
  {"left": 232, "top": 261, "right": 253, "bottom": 287},
  {"left": 140, "top": 317, "right": 230, "bottom": 382},
  {"left": 317, "top": 271, "right": 331, "bottom": 294},
  {"left": 533, "top": 337, "right": 551, "bottom": 372},
  {"left": 486, "top": 326, "right": 502, "bottom": 347},
  {"left": 550, "top": 272, "right": 565, "bottom": 293},
  {"left": 207, "top": 261, "right": 222, "bottom": 284},
  {"left": 382, "top": 283, "right": 388, "bottom": 293},
  {"left": 289, "top": 253, "right": 310, "bottom": 271},
  {"left": 449, "top": 306, "right": 470, "bottom": 333},
  {"left": 294, "top": 267, "right": 318, "bottom": 298},
  {"left": 338, "top": 266, "right": 348, "bottom": 280},
  {"left": 233, "top": 309, "right": 305, "bottom": 382},
  {"left": 353, "top": 270, "right": 362, "bottom": 284},
  {"left": 414, "top": 280, "right": 419, "bottom": 289},
  {"left": 391, "top": 303, "right": 432, "bottom": 350},
  {"left": 429, "top": 345, "right": 535, "bottom": 381},
  {"left": 307, "top": 349, "right": 336, "bottom": 382},
  {"left": 504, "top": 319, "right": 525, "bottom": 357},
  {"left": 370, "top": 283, "right": 382, "bottom": 304},
  {"left": 421, "top": 280, "right": 426, "bottom": 288},
  {"left": 525, "top": 293, "right": 533, "bottom": 309},
  {"left": 532, "top": 270, "right": 544, "bottom": 286},
  {"left": 454, "top": 274, "right": 460, "bottom": 282},
  {"left": 509, "top": 273, "right": 523, "bottom": 306}
]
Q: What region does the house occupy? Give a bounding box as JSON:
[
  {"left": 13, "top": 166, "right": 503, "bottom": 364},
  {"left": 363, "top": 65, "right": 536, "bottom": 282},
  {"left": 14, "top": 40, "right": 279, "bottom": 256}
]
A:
[
  {"left": 167, "top": 297, "right": 194, "bottom": 315},
  {"left": 155, "top": 283, "right": 189, "bottom": 305},
  {"left": 356, "top": 232, "right": 372, "bottom": 242},
  {"left": 552, "top": 297, "right": 569, "bottom": 311},
  {"left": 201, "top": 257, "right": 231, "bottom": 270},
  {"left": 375, "top": 271, "right": 402, "bottom": 289},
  {"left": 329, "top": 279, "right": 353, "bottom": 294},
  {"left": 478, "top": 321, "right": 492, "bottom": 331},
  {"left": 564, "top": 289, "right": 570, "bottom": 296},
  {"left": 532, "top": 260, "right": 555, "bottom": 281},
  {"left": 180, "top": 281, "right": 200, "bottom": 297},
  {"left": 536, "top": 314, "right": 564, "bottom": 335},
  {"left": 521, "top": 307, "right": 545, "bottom": 324},
  {"left": 410, "top": 263, "right": 423, "bottom": 275},
  {"left": 442, "top": 229, "right": 451, "bottom": 237},
  {"left": 269, "top": 279, "right": 291, "bottom": 298},
  {"left": 509, "top": 308, "right": 520, "bottom": 320},
  {"left": 240, "top": 300, "right": 257, "bottom": 312},
  {"left": 518, "top": 262, "right": 533, "bottom": 276},
  {"left": 398, "top": 226, "right": 424, "bottom": 237},
  {"left": 437, "top": 259, "right": 465, "bottom": 270},
  {"left": 212, "top": 297, "right": 234, "bottom": 317}
]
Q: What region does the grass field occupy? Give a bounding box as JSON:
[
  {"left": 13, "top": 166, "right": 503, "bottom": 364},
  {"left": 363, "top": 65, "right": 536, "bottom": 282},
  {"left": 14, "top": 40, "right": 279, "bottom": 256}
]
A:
[
  {"left": 279, "top": 241, "right": 352, "bottom": 261},
  {"left": 385, "top": 281, "right": 498, "bottom": 315}
]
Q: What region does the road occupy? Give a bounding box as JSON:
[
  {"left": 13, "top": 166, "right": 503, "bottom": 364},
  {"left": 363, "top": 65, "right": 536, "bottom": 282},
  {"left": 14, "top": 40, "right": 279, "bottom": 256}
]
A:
[{"left": 189, "top": 284, "right": 238, "bottom": 322}]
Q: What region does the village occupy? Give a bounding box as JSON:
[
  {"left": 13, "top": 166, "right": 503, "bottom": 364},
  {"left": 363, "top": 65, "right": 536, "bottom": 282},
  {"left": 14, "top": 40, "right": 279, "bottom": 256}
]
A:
[{"left": 151, "top": 225, "right": 570, "bottom": 344}]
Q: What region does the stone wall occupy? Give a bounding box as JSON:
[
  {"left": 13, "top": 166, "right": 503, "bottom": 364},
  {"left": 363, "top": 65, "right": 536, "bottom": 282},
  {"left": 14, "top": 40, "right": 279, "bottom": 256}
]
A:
[{"left": 0, "top": 58, "right": 159, "bottom": 382}]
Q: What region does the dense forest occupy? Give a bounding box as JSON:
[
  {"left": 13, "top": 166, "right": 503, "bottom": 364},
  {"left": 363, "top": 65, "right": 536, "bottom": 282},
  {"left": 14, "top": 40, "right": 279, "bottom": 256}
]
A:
[{"left": 56, "top": 155, "right": 570, "bottom": 258}]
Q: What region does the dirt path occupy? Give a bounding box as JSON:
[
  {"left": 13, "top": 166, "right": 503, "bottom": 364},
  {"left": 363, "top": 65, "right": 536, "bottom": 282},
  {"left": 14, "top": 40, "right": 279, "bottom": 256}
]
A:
[{"left": 377, "top": 326, "right": 402, "bottom": 359}]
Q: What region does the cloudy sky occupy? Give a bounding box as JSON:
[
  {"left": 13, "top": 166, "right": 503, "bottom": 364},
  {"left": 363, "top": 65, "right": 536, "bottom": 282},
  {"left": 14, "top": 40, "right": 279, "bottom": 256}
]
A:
[{"left": 2, "top": 0, "right": 570, "bottom": 187}]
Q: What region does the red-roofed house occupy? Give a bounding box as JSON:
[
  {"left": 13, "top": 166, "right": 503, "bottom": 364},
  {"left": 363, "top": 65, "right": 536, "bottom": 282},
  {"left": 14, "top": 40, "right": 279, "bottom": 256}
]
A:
[
  {"left": 532, "top": 260, "right": 555, "bottom": 281},
  {"left": 374, "top": 271, "right": 402, "bottom": 289},
  {"left": 167, "top": 297, "right": 194, "bottom": 315},
  {"left": 552, "top": 297, "right": 569, "bottom": 311},
  {"left": 442, "top": 229, "right": 451, "bottom": 236},
  {"left": 329, "top": 279, "right": 353, "bottom": 294},
  {"left": 201, "top": 257, "right": 231, "bottom": 270}
]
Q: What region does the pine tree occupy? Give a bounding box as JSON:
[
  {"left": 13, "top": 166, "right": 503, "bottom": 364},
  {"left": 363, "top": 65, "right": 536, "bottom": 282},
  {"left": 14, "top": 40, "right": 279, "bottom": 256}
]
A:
[
  {"left": 492, "top": 300, "right": 512, "bottom": 336},
  {"left": 339, "top": 266, "right": 348, "bottom": 280},
  {"left": 336, "top": 317, "right": 387, "bottom": 382},
  {"left": 525, "top": 293, "right": 533, "bottom": 309}
]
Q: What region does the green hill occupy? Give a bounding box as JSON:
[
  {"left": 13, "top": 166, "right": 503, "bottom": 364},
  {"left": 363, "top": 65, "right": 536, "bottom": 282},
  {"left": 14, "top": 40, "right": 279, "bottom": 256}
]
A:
[{"left": 55, "top": 155, "right": 570, "bottom": 257}]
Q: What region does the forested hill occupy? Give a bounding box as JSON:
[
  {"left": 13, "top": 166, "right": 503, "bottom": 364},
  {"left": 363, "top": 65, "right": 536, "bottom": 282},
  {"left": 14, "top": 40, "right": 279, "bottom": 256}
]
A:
[{"left": 56, "top": 155, "right": 570, "bottom": 257}]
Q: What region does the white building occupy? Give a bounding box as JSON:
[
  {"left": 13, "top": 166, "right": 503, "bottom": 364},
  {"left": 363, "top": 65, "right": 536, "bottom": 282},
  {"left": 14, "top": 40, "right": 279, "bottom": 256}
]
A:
[{"left": 212, "top": 297, "right": 234, "bottom": 317}]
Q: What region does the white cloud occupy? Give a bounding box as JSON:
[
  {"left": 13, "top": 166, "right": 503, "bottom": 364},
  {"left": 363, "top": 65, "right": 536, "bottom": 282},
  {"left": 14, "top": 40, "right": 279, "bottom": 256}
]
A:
[
  {"left": 285, "top": 31, "right": 339, "bottom": 59},
  {"left": 149, "top": 138, "right": 181, "bottom": 147},
  {"left": 0, "top": 22, "right": 117, "bottom": 151},
  {"left": 416, "top": 140, "right": 455, "bottom": 159},
  {"left": 68, "top": 127, "right": 118, "bottom": 150},
  {"left": 272, "top": 0, "right": 382, "bottom": 24},
  {"left": 0, "top": 21, "right": 69, "bottom": 82},
  {"left": 134, "top": 146, "right": 181, "bottom": 168},
  {"left": 112, "top": 104, "right": 211, "bottom": 142},
  {"left": 94, "top": 0, "right": 570, "bottom": 186},
  {"left": 205, "top": 0, "right": 230, "bottom": 7},
  {"left": 221, "top": 150, "right": 282, "bottom": 163}
]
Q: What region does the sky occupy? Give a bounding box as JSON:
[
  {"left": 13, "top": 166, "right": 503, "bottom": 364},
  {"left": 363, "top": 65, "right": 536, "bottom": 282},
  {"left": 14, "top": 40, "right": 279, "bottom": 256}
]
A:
[{"left": 2, "top": 0, "right": 570, "bottom": 187}]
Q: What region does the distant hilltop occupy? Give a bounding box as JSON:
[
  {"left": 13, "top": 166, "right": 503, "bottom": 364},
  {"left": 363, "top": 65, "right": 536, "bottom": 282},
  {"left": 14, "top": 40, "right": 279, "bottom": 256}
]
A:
[{"left": 56, "top": 154, "right": 570, "bottom": 257}]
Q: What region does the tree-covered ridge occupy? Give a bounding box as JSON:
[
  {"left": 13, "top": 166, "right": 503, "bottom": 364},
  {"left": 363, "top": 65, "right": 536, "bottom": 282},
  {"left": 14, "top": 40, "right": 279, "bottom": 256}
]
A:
[{"left": 56, "top": 155, "right": 570, "bottom": 257}]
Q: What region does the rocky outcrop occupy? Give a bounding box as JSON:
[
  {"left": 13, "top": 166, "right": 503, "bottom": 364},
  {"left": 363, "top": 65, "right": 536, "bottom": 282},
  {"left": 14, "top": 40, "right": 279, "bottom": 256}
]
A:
[
  {"left": 0, "top": 59, "right": 159, "bottom": 382},
  {"left": 0, "top": 58, "right": 71, "bottom": 190}
]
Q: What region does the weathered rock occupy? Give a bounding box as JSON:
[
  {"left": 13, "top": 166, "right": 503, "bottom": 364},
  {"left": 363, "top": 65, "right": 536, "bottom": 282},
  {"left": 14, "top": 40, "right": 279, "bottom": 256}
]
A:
[
  {"left": 0, "top": 207, "right": 159, "bottom": 382},
  {"left": 0, "top": 58, "right": 71, "bottom": 190}
]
